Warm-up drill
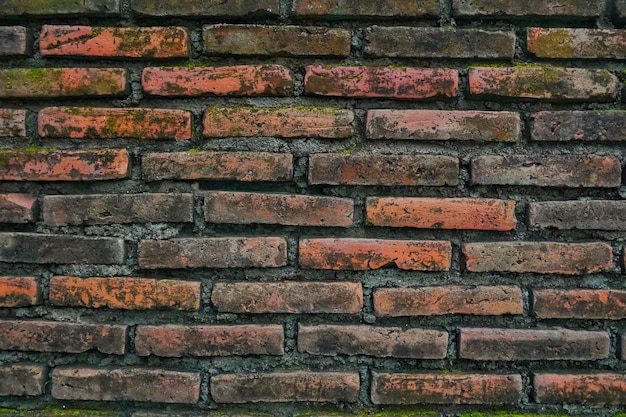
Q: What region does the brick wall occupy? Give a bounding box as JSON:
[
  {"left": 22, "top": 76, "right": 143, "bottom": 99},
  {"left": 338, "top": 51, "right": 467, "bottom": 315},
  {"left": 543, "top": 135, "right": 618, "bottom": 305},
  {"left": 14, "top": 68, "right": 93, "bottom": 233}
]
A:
[{"left": 1, "top": 0, "right": 626, "bottom": 416}]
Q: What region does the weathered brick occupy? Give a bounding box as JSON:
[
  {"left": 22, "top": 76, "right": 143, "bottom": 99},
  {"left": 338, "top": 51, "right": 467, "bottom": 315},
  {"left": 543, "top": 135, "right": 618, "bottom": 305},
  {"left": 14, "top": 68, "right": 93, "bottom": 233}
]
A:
[
  {"left": 529, "top": 200, "right": 626, "bottom": 230},
  {"left": 534, "top": 374, "right": 626, "bottom": 404},
  {"left": 0, "top": 277, "right": 40, "bottom": 308},
  {"left": 298, "top": 325, "right": 447, "bottom": 359},
  {"left": 459, "top": 328, "right": 609, "bottom": 361},
  {"left": 292, "top": 0, "right": 439, "bottom": 17},
  {"left": 135, "top": 325, "right": 284, "bottom": 357},
  {"left": 0, "top": 320, "right": 126, "bottom": 354},
  {"left": 300, "top": 239, "right": 451, "bottom": 271},
  {"left": 305, "top": 66, "right": 458, "bottom": 99},
  {"left": 49, "top": 276, "right": 201, "bottom": 311},
  {"left": 0, "top": 27, "right": 27, "bottom": 56},
  {"left": 211, "top": 372, "right": 360, "bottom": 403},
  {"left": 52, "top": 368, "right": 200, "bottom": 403},
  {"left": 470, "top": 155, "right": 622, "bottom": 188},
  {"left": 40, "top": 25, "right": 188, "bottom": 58},
  {"left": 0, "top": 364, "right": 45, "bottom": 396},
  {"left": 619, "top": 0, "right": 626, "bottom": 19},
  {"left": 463, "top": 242, "right": 613, "bottom": 275},
  {"left": 43, "top": 193, "right": 193, "bottom": 226},
  {"left": 0, "top": 411, "right": 118, "bottom": 417},
  {"left": 0, "top": 233, "right": 126, "bottom": 265},
  {"left": 452, "top": 0, "right": 602, "bottom": 17},
  {"left": 132, "top": 0, "right": 278, "bottom": 16},
  {"left": 204, "top": 191, "right": 354, "bottom": 227},
  {"left": 532, "top": 111, "right": 626, "bottom": 142},
  {"left": 366, "top": 197, "right": 516, "bottom": 231},
  {"left": 0, "top": 0, "right": 120, "bottom": 16},
  {"left": 374, "top": 286, "right": 523, "bottom": 317},
  {"left": 203, "top": 24, "right": 350, "bottom": 57},
  {"left": 143, "top": 152, "right": 293, "bottom": 182},
  {"left": 211, "top": 281, "right": 363, "bottom": 314},
  {"left": 143, "top": 65, "right": 293, "bottom": 97},
  {"left": 203, "top": 106, "right": 354, "bottom": 138},
  {"left": 469, "top": 67, "right": 619, "bottom": 101},
  {"left": 0, "top": 194, "right": 35, "bottom": 223},
  {"left": 366, "top": 110, "right": 520, "bottom": 141},
  {"left": 365, "top": 27, "right": 515, "bottom": 59},
  {"left": 138, "top": 237, "right": 287, "bottom": 269},
  {"left": 0, "top": 68, "right": 127, "bottom": 98},
  {"left": 0, "top": 109, "right": 26, "bottom": 137},
  {"left": 371, "top": 373, "right": 522, "bottom": 404},
  {"left": 528, "top": 28, "right": 626, "bottom": 59},
  {"left": 533, "top": 289, "right": 626, "bottom": 319},
  {"left": 309, "top": 154, "right": 459, "bottom": 186},
  {"left": 39, "top": 107, "right": 191, "bottom": 140}
]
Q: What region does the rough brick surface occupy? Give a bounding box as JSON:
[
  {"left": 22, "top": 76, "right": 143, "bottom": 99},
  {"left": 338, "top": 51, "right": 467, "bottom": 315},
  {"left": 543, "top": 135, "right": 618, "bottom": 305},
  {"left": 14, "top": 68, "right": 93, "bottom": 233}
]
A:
[
  {"left": 0, "top": 364, "right": 45, "bottom": 397},
  {"left": 533, "top": 289, "right": 626, "bottom": 319},
  {"left": 528, "top": 28, "right": 626, "bottom": 59},
  {"left": 529, "top": 200, "right": 626, "bottom": 230},
  {"left": 451, "top": 0, "right": 602, "bottom": 17},
  {"left": 0, "top": 277, "right": 40, "bottom": 307},
  {"left": 0, "top": 194, "right": 35, "bottom": 223},
  {"left": 0, "top": 109, "right": 26, "bottom": 137},
  {"left": 0, "top": 27, "right": 27, "bottom": 56},
  {"left": 132, "top": 0, "right": 279, "bottom": 16},
  {"left": 534, "top": 374, "right": 626, "bottom": 404},
  {"left": 1, "top": 0, "right": 120, "bottom": 16},
  {"left": 532, "top": 111, "right": 626, "bottom": 141},
  {"left": 292, "top": 0, "right": 439, "bottom": 17}
]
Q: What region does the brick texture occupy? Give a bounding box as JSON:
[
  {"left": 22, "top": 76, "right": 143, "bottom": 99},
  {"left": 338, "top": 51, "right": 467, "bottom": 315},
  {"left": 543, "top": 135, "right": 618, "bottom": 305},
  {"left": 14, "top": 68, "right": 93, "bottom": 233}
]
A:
[
  {"left": 452, "top": 0, "right": 602, "bottom": 17},
  {"left": 534, "top": 374, "right": 626, "bottom": 404},
  {"left": 1, "top": 0, "right": 120, "bottom": 16},
  {"left": 533, "top": 289, "right": 626, "bottom": 319},
  {"left": 528, "top": 28, "right": 626, "bottom": 59},
  {"left": 0, "top": 27, "right": 27, "bottom": 56},
  {"left": 131, "top": 0, "right": 278, "bottom": 16},
  {"left": 292, "top": 0, "right": 440, "bottom": 18},
  {"left": 0, "top": 194, "right": 35, "bottom": 223},
  {"left": 0, "top": 109, "right": 26, "bottom": 137},
  {"left": 0, "top": 277, "right": 40, "bottom": 307},
  {"left": 532, "top": 111, "right": 626, "bottom": 141},
  {"left": 529, "top": 200, "right": 626, "bottom": 230},
  {"left": 0, "top": 364, "right": 45, "bottom": 396}
]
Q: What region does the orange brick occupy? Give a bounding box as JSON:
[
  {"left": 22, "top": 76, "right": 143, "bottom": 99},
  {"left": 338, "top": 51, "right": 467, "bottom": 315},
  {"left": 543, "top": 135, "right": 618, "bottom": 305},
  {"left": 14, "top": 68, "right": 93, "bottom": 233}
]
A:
[
  {"left": 0, "top": 277, "right": 40, "bottom": 307},
  {"left": 533, "top": 289, "right": 626, "bottom": 319},
  {"left": 534, "top": 373, "right": 626, "bottom": 404},
  {"left": 0, "top": 194, "right": 35, "bottom": 223}
]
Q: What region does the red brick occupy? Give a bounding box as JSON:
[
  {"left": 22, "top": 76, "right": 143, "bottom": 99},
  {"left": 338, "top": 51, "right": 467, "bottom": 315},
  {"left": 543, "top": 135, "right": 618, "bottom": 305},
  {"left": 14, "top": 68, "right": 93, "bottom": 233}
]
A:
[
  {"left": 0, "top": 109, "right": 26, "bottom": 137},
  {"left": 534, "top": 374, "right": 626, "bottom": 404},
  {"left": 0, "top": 194, "right": 35, "bottom": 223},
  {"left": 309, "top": 154, "right": 459, "bottom": 186},
  {"left": 43, "top": 193, "right": 193, "bottom": 226},
  {"left": 203, "top": 106, "right": 354, "bottom": 138},
  {"left": 366, "top": 197, "right": 516, "bottom": 231},
  {"left": 374, "top": 286, "right": 523, "bottom": 317},
  {"left": 132, "top": 0, "right": 279, "bottom": 16},
  {"left": 211, "top": 372, "right": 359, "bottom": 403},
  {"left": 298, "top": 324, "right": 447, "bottom": 359},
  {"left": 52, "top": 367, "right": 200, "bottom": 403},
  {"left": 470, "top": 155, "right": 622, "bottom": 188},
  {"left": 203, "top": 24, "right": 350, "bottom": 57},
  {"left": 142, "top": 151, "right": 293, "bottom": 182},
  {"left": 211, "top": 281, "right": 363, "bottom": 314},
  {"left": 305, "top": 66, "right": 458, "bottom": 99},
  {"left": 138, "top": 237, "right": 287, "bottom": 269},
  {"left": 143, "top": 65, "right": 293, "bottom": 97},
  {"left": 204, "top": 191, "right": 354, "bottom": 227},
  {"left": 292, "top": 0, "right": 439, "bottom": 17},
  {"left": 0, "top": 320, "right": 126, "bottom": 354},
  {"left": 135, "top": 325, "right": 284, "bottom": 357},
  {"left": 463, "top": 242, "right": 613, "bottom": 275},
  {"left": 528, "top": 28, "right": 626, "bottom": 59},
  {"left": 0, "top": 27, "right": 27, "bottom": 56},
  {"left": 452, "top": 0, "right": 603, "bottom": 17},
  {"left": 0, "top": 68, "right": 127, "bottom": 98},
  {"left": 0, "top": 364, "right": 45, "bottom": 396},
  {"left": 39, "top": 107, "right": 191, "bottom": 140},
  {"left": 532, "top": 111, "right": 626, "bottom": 142},
  {"left": 0, "top": 149, "right": 129, "bottom": 182},
  {"left": 0, "top": 277, "right": 40, "bottom": 307},
  {"left": 371, "top": 373, "right": 522, "bottom": 404},
  {"left": 365, "top": 27, "right": 515, "bottom": 59},
  {"left": 469, "top": 67, "right": 619, "bottom": 101},
  {"left": 459, "top": 328, "right": 609, "bottom": 361},
  {"left": 366, "top": 110, "right": 520, "bottom": 141},
  {"left": 1, "top": 0, "right": 120, "bottom": 16},
  {"left": 529, "top": 200, "right": 626, "bottom": 230},
  {"left": 0, "top": 233, "right": 126, "bottom": 265},
  {"left": 40, "top": 25, "right": 188, "bottom": 58},
  {"left": 49, "top": 276, "right": 201, "bottom": 311},
  {"left": 533, "top": 289, "right": 626, "bottom": 319},
  {"left": 300, "top": 239, "right": 451, "bottom": 271}
]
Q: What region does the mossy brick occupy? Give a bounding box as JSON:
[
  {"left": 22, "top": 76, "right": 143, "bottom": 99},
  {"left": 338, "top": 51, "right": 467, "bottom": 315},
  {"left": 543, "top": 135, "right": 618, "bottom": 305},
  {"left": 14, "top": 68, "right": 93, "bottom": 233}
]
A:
[
  {"left": 0, "top": 27, "right": 27, "bottom": 56},
  {"left": 531, "top": 111, "right": 626, "bottom": 141},
  {"left": 0, "top": 0, "right": 119, "bottom": 16},
  {"left": 131, "top": 0, "right": 279, "bottom": 17},
  {"left": 0, "top": 194, "right": 34, "bottom": 223},
  {"left": 452, "top": 0, "right": 602, "bottom": 17},
  {"left": 0, "top": 276, "right": 40, "bottom": 307},
  {"left": 528, "top": 28, "right": 626, "bottom": 59},
  {"left": 0, "top": 109, "right": 26, "bottom": 137},
  {"left": 0, "top": 364, "right": 45, "bottom": 396}
]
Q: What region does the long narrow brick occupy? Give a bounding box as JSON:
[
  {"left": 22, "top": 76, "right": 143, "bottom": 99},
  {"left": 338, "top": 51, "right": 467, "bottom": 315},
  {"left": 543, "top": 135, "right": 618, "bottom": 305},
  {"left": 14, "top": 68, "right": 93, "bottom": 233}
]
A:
[
  {"left": 39, "top": 107, "right": 191, "bottom": 140},
  {"left": 211, "top": 281, "right": 363, "bottom": 314},
  {"left": 203, "top": 107, "right": 354, "bottom": 138},
  {"left": 366, "top": 110, "right": 520, "bottom": 141},
  {"left": 0, "top": 27, "right": 27, "bottom": 56},
  {"left": 463, "top": 242, "right": 613, "bottom": 275},
  {"left": 0, "top": 194, "right": 35, "bottom": 223},
  {"left": 0, "top": 364, "right": 45, "bottom": 397},
  {"left": 0, "top": 149, "right": 130, "bottom": 182},
  {"left": 300, "top": 239, "right": 451, "bottom": 271},
  {"left": 471, "top": 155, "right": 622, "bottom": 188},
  {"left": 371, "top": 373, "right": 522, "bottom": 404},
  {"left": 0, "top": 109, "right": 26, "bottom": 137},
  {"left": 298, "top": 325, "right": 447, "bottom": 359},
  {"left": 0, "top": 277, "right": 40, "bottom": 307},
  {"left": 49, "top": 277, "right": 201, "bottom": 311},
  {"left": 534, "top": 374, "right": 626, "bottom": 404},
  {"left": 0, "top": 320, "right": 126, "bottom": 354},
  {"left": 135, "top": 325, "right": 284, "bottom": 357},
  {"left": 0, "top": 0, "right": 120, "bottom": 16},
  {"left": 143, "top": 65, "right": 293, "bottom": 97},
  {"left": 0, "top": 233, "right": 126, "bottom": 265},
  {"left": 452, "top": 0, "right": 603, "bottom": 17},
  {"left": 533, "top": 289, "right": 626, "bottom": 319},
  {"left": 365, "top": 27, "right": 515, "bottom": 59},
  {"left": 532, "top": 111, "right": 626, "bottom": 142},
  {"left": 211, "top": 372, "right": 359, "bottom": 403},
  {"left": 528, "top": 28, "right": 626, "bottom": 59},
  {"left": 309, "top": 154, "right": 459, "bottom": 186},
  {"left": 40, "top": 26, "right": 188, "bottom": 58},
  {"left": 374, "top": 286, "right": 523, "bottom": 317},
  {"left": 132, "top": 0, "right": 279, "bottom": 17},
  {"left": 143, "top": 151, "right": 293, "bottom": 182},
  {"left": 305, "top": 66, "right": 458, "bottom": 99},
  {"left": 204, "top": 191, "right": 354, "bottom": 227},
  {"left": 138, "top": 237, "right": 287, "bottom": 269},
  {"left": 52, "top": 368, "right": 200, "bottom": 403},
  {"left": 529, "top": 200, "right": 626, "bottom": 230},
  {"left": 203, "top": 24, "right": 350, "bottom": 57},
  {"left": 292, "top": 0, "right": 439, "bottom": 17}
]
